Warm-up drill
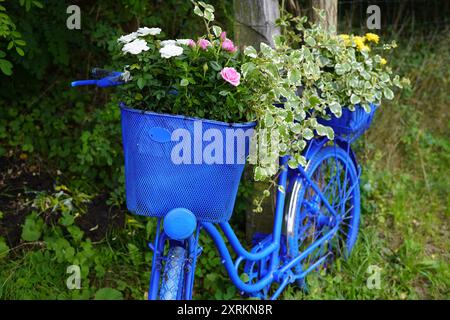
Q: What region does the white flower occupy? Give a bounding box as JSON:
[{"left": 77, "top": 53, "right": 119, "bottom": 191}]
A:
[
  {"left": 159, "top": 45, "right": 184, "bottom": 59},
  {"left": 137, "top": 27, "right": 161, "bottom": 36},
  {"left": 160, "top": 40, "right": 177, "bottom": 47},
  {"left": 118, "top": 32, "right": 138, "bottom": 44},
  {"left": 176, "top": 39, "right": 192, "bottom": 46},
  {"left": 122, "top": 39, "right": 150, "bottom": 55},
  {"left": 121, "top": 66, "right": 133, "bottom": 82}
]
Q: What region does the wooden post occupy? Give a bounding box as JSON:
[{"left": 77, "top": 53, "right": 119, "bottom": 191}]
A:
[
  {"left": 310, "top": 0, "right": 338, "bottom": 33},
  {"left": 233, "top": 0, "right": 280, "bottom": 242},
  {"left": 234, "top": 0, "right": 281, "bottom": 49}
]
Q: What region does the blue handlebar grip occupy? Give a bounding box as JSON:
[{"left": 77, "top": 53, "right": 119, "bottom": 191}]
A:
[{"left": 71, "top": 80, "right": 98, "bottom": 87}]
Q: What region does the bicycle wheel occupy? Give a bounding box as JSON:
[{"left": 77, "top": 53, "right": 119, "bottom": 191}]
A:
[
  {"left": 286, "top": 145, "right": 361, "bottom": 276},
  {"left": 159, "top": 246, "right": 186, "bottom": 300}
]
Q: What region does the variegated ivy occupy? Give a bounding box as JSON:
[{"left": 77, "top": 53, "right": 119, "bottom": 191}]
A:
[{"left": 241, "top": 15, "right": 408, "bottom": 184}]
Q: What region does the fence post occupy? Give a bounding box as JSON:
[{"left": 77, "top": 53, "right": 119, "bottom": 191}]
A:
[
  {"left": 233, "top": 0, "right": 280, "bottom": 242},
  {"left": 310, "top": 0, "right": 338, "bottom": 33},
  {"left": 233, "top": 0, "right": 281, "bottom": 49}
]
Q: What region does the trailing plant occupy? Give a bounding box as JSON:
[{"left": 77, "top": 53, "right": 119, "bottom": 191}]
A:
[{"left": 240, "top": 11, "right": 409, "bottom": 186}]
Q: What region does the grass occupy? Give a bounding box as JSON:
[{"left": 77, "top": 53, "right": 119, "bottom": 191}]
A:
[{"left": 0, "top": 31, "right": 449, "bottom": 300}]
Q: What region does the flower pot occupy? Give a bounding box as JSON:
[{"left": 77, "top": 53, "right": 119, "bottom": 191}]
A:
[
  {"left": 319, "top": 103, "right": 379, "bottom": 142},
  {"left": 120, "top": 104, "right": 256, "bottom": 223}
]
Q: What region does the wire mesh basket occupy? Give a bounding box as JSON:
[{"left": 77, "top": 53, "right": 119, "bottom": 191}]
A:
[
  {"left": 120, "top": 104, "right": 256, "bottom": 223},
  {"left": 319, "top": 103, "right": 379, "bottom": 142}
]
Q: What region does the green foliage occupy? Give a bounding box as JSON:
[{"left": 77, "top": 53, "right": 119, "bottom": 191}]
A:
[
  {"left": 0, "top": 0, "right": 41, "bottom": 75},
  {"left": 21, "top": 212, "right": 44, "bottom": 242},
  {"left": 0, "top": 237, "right": 8, "bottom": 260},
  {"left": 0, "top": 1, "right": 447, "bottom": 301},
  {"left": 242, "top": 14, "right": 408, "bottom": 186},
  {"left": 94, "top": 288, "right": 123, "bottom": 300},
  {"left": 114, "top": 2, "right": 251, "bottom": 123},
  {"left": 283, "top": 33, "right": 449, "bottom": 300}
]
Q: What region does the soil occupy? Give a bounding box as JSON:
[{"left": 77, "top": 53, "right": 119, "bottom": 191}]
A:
[
  {"left": 0, "top": 152, "right": 125, "bottom": 247},
  {"left": 0, "top": 153, "right": 54, "bottom": 247},
  {"left": 77, "top": 194, "right": 125, "bottom": 242}
]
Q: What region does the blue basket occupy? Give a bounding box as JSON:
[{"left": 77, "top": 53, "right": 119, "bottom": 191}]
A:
[
  {"left": 319, "top": 103, "right": 378, "bottom": 142},
  {"left": 120, "top": 105, "right": 256, "bottom": 223}
]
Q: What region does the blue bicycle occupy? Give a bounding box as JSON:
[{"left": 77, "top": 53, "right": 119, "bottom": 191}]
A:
[{"left": 73, "top": 70, "right": 377, "bottom": 300}]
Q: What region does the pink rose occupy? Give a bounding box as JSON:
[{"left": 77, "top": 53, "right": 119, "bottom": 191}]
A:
[
  {"left": 220, "top": 67, "right": 241, "bottom": 87},
  {"left": 187, "top": 39, "right": 196, "bottom": 47},
  {"left": 220, "top": 31, "right": 227, "bottom": 41},
  {"left": 198, "top": 39, "right": 212, "bottom": 50},
  {"left": 222, "top": 39, "right": 237, "bottom": 53}
]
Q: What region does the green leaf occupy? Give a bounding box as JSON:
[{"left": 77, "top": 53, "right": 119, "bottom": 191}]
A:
[
  {"left": 16, "top": 47, "right": 25, "bottom": 56},
  {"left": 309, "top": 96, "right": 321, "bottom": 107},
  {"left": 288, "top": 69, "right": 301, "bottom": 85},
  {"left": 94, "top": 288, "right": 123, "bottom": 300},
  {"left": 303, "top": 128, "right": 314, "bottom": 140},
  {"left": 316, "top": 124, "right": 334, "bottom": 139},
  {"left": 180, "top": 78, "right": 189, "bottom": 87},
  {"left": 193, "top": 6, "right": 203, "bottom": 17},
  {"left": 198, "top": 1, "right": 214, "bottom": 11},
  {"left": 273, "top": 35, "right": 285, "bottom": 48},
  {"left": 203, "top": 10, "right": 214, "bottom": 22},
  {"left": 241, "top": 62, "right": 255, "bottom": 78},
  {"left": 264, "top": 113, "right": 274, "bottom": 127},
  {"left": 59, "top": 212, "right": 75, "bottom": 226},
  {"left": 209, "top": 61, "right": 222, "bottom": 71},
  {"left": 260, "top": 43, "right": 272, "bottom": 56},
  {"left": 329, "top": 102, "right": 342, "bottom": 117},
  {"left": 305, "top": 36, "right": 316, "bottom": 46},
  {"left": 0, "top": 59, "right": 12, "bottom": 76},
  {"left": 383, "top": 87, "right": 394, "bottom": 100},
  {"left": 32, "top": 1, "right": 43, "bottom": 9},
  {"left": 288, "top": 158, "right": 299, "bottom": 169},
  {"left": 350, "top": 94, "right": 361, "bottom": 105},
  {"left": 21, "top": 213, "right": 44, "bottom": 242},
  {"left": 212, "top": 26, "right": 222, "bottom": 38},
  {"left": 244, "top": 46, "right": 257, "bottom": 58},
  {"left": 67, "top": 225, "right": 84, "bottom": 243},
  {"left": 15, "top": 39, "right": 26, "bottom": 46},
  {"left": 335, "top": 64, "right": 345, "bottom": 75},
  {"left": 291, "top": 123, "right": 302, "bottom": 134},
  {"left": 137, "top": 78, "right": 146, "bottom": 89},
  {"left": 254, "top": 167, "right": 266, "bottom": 181}
]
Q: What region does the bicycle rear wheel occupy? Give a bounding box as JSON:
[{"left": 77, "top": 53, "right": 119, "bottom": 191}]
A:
[
  {"left": 286, "top": 145, "right": 361, "bottom": 277},
  {"left": 159, "top": 246, "right": 186, "bottom": 300}
]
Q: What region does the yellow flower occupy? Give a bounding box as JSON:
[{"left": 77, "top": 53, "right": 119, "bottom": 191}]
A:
[
  {"left": 365, "top": 33, "right": 380, "bottom": 44},
  {"left": 353, "top": 36, "right": 369, "bottom": 52},
  {"left": 339, "top": 34, "right": 351, "bottom": 46},
  {"left": 380, "top": 58, "right": 387, "bottom": 65}
]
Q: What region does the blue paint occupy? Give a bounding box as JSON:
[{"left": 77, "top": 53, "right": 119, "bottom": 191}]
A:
[
  {"left": 163, "top": 208, "right": 197, "bottom": 241},
  {"left": 72, "top": 71, "right": 374, "bottom": 300}
]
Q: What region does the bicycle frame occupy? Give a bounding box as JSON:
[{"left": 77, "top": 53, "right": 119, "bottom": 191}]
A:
[
  {"left": 71, "top": 71, "right": 365, "bottom": 300},
  {"left": 148, "top": 140, "right": 352, "bottom": 300}
]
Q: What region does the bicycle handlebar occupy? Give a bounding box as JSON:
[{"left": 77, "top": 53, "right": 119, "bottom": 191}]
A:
[{"left": 71, "top": 69, "right": 125, "bottom": 88}]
